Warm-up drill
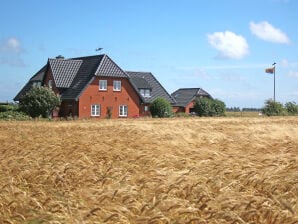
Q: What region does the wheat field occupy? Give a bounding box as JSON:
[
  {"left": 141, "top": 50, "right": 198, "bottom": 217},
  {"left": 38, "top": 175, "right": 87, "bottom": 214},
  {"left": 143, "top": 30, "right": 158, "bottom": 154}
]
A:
[{"left": 0, "top": 117, "right": 297, "bottom": 224}]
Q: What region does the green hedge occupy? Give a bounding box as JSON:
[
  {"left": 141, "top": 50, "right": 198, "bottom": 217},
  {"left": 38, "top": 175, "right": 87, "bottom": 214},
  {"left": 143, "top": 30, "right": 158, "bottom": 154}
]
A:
[
  {"left": 0, "top": 104, "right": 19, "bottom": 112},
  {"left": 194, "top": 97, "right": 226, "bottom": 117},
  {"left": 0, "top": 111, "right": 31, "bottom": 120},
  {"left": 262, "top": 100, "right": 298, "bottom": 116}
]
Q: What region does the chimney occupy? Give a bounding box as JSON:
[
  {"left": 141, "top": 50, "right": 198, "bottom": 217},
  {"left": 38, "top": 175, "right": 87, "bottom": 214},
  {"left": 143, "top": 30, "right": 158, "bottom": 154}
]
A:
[{"left": 56, "top": 55, "right": 64, "bottom": 59}]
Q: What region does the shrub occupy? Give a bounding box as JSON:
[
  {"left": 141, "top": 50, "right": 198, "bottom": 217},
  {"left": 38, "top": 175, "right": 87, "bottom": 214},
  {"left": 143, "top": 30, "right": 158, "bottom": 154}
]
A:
[
  {"left": 262, "top": 99, "right": 285, "bottom": 116},
  {"left": 0, "top": 111, "right": 31, "bottom": 120},
  {"left": 0, "top": 104, "right": 18, "bottom": 112},
  {"left": 19, "top": 86, "right": 61, "bottom": 118},
  {"left": 285, "top": 101, "right": 298, "bottom": 115},
  {"left": 194, "top": 97, "right": 226, "bottom": 117},
  {"left": 150, "top": 97, "right": 173, "bottom": 118}
]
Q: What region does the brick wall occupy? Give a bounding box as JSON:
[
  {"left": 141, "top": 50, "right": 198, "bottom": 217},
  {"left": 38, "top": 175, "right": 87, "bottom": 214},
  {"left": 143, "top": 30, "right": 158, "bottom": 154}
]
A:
[{"left": 78, "top": 76, "right": 141, "bottom": 118}]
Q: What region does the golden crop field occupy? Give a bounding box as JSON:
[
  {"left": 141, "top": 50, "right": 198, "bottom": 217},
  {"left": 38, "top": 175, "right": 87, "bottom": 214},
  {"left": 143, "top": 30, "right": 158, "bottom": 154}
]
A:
[{"left": 0, "top": 117, "right": 297, "bottom": 224}]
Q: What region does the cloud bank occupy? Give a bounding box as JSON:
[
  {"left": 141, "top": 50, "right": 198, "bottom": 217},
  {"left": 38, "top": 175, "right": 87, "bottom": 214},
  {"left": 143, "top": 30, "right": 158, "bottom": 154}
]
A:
[
  {"left": 207, "top": 31, "right": 249, "bottom": 60},
  {"left": 250, "top": 21, "right": 290, "bottom": 44},
  {"left": 0, "top": 37, "right": 25, "bottom": 66}
]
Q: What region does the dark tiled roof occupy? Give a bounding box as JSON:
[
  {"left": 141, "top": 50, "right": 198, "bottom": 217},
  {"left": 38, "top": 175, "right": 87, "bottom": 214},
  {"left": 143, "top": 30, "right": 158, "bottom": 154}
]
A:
[
  {"left": 127, "top": 71, "right": 175, "bottom": 104},
  {"left": 13, "top": 65, "right": 47, "bottom": 101},
  {"left": 171, "top": 88, "right": 211, "bottom": 107},
  {"left": 95, "top": 55, "right": 128, "bottom": 78},
  {"left": 49, "top": 59, "right": 82, "bottom": 88},
  {"left": 130, "top": 76, "right": 151, "bottom": 89},
  {"left": 61, "top": 55, "right": 104, "bottom": 100}
]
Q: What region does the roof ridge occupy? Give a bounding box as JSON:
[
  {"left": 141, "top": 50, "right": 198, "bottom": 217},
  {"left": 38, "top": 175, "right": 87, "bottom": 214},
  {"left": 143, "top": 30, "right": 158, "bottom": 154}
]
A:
[
  {"left": 69, "top": 54, "right": 104, "bottom": 60},
  {"left": 126, "top": 71, "right": 151, "bottom": 74}
]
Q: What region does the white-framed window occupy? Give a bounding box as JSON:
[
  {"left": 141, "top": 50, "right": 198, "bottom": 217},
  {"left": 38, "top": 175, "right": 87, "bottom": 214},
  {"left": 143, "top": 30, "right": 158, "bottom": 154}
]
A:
[
  {"left": 113, "top": 80, "right": 121, "bottom": 91},
  {"left": 48, "top": 80, "right": 53, "bottom": 89},
  {"left": 140, "top": 89, "right": 151, "bottom": 97},
  {"left": 32, "top": 82, "right": 41, "bottom": 87},
  {"left": 119, "top": 105, "right": 128, "bottom": 117},
  {"left": 144, "top": 105, "right": 149, "bottom": 112},
  {"left": 91, "top": 104, "right": 100, "bottom": 116},
  {"left": 99, "top": 80, "right": 107, "bottom": 90}
]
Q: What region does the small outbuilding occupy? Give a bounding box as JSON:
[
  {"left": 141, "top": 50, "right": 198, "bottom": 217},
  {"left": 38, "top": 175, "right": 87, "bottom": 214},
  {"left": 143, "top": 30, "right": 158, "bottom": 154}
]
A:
[{"left": 171, "top": 88, "right": 212, "bottom": 114}]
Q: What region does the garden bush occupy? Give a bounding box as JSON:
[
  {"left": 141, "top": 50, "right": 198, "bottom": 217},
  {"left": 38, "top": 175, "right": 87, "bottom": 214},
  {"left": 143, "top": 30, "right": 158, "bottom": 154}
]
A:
[
  {"left": 150, "top": 97, "right": 173, "bottom": 118},
  {"left": 262, "top": 99, "right": 285, "bottom": 116},
  {"left": 194, "top": 97, "right": 226, "bottom": 117},
  {"left": 285, "top": 101, "right": 298, "bottom": 115},
  {"left": 19, "top": 86, "right": 61, "bottom": 118}
]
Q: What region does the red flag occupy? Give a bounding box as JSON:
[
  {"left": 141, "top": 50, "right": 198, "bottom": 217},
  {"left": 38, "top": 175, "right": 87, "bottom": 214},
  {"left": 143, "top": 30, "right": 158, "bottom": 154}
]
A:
[{"left": 265, "top": 67, "right": 275, "bottom": 74}]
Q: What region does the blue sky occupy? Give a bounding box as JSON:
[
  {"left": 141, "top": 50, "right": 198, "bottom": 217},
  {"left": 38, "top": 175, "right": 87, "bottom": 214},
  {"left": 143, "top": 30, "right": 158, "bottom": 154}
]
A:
[{"left": 0, "top": 0, "right": 297, "bottom": 108}]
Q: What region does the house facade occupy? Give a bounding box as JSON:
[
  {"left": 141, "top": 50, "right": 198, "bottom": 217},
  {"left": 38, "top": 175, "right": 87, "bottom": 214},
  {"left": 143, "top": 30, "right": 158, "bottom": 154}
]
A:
[{"left": 14, "top": 54, "right": 175, "bottom": 118}]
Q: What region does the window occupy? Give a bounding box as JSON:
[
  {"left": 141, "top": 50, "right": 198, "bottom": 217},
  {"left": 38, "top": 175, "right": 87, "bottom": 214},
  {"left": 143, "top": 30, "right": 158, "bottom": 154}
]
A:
[
  {"left": 99, "top": 80, "right": 107, "bottom": 90},
  {"left": 48, "top": 80, "right": 53, "bottom": 89},
  {"left": 144, "top": 105, "right": 149, "bottom": 112},
  {"left": 119, "top": 105, "right": 128, "bottom": 117},
  {"left": 91, "top": 104, "right": 100, "bottom": 116},
  {"left": 113, "top": 80, "right": 121, "bottom": 91},
  {"left": 32, "top": 82, "right": 41, "bottom": 87},
  {"left": 140, "top": 89, "right": 151, "bottom": 97}
]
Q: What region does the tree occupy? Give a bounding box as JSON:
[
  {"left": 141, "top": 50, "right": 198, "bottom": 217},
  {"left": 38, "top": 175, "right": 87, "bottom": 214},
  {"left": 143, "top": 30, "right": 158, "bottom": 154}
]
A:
[
  {"left": 194, "top": 97, "right": 226, "bottom": 117},
  {"left": 262, "top": 99, "right": 284, "bottom": 116},
  {"left": 285, "top": 101, "right": 298, "bottom": 115},
  {"left": 19, "top": 86, "right": 61, "bottom": 118},
  {"left": 150, "top": 97, "right": 172, "bottom": 118}
]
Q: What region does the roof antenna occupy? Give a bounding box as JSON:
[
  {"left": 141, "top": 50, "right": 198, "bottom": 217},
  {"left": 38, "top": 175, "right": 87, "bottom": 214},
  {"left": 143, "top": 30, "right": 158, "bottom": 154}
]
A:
[{"left": 95, "top": 48, "right": 103, "bottom": 52}]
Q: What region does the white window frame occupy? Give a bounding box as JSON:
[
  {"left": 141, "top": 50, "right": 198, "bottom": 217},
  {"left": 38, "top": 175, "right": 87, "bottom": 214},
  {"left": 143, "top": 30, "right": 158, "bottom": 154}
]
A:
[
  {"left": 119, "top": 105, "right": 128, "bottom": 117},
  {"left": 91, "top": 104, "right": 100, "bottom": 117},
  {"left": 144, "top": 105, "right": 149, "bottom": 112},
  {"left": 140, "top": 88, "right": 151, "bottom": 97},
  {"left": 144, "top": 89, "right": 151, "bottom": 97},
  {"left": 99, "top": 80, "right": 107, "bottom": 91},
  {"left": 113, "top": 80, "right": 121, "bottom": 91}
]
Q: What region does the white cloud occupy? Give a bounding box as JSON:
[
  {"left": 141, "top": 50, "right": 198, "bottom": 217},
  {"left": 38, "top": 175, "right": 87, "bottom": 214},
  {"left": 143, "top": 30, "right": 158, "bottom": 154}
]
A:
[
  {"left": 207, "top": 31, "right": 249, "bottom": 60},
  {"left": 0, "top": 37, "right": 25, "bottom": 66},
  {"left": 0, "top": 37, "right": 23, "bottom": 53},
  {"left": 280, "top": 59, "right": 289, "bottom": 68},
  {"left": 288, "top": 70, "right": 298, "bottom": 78},
  {"left": 250, "top": 21, "right": 290, "bottom": 44}
]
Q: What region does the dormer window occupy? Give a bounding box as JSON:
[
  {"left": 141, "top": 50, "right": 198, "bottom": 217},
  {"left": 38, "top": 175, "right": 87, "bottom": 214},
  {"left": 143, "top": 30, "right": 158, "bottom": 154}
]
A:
[{"left": 140, "top": 89, "right": 151, "bottom": 97}]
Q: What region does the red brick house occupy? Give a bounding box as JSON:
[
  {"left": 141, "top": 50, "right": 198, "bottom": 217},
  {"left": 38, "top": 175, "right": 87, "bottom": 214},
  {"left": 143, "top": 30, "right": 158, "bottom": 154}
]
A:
[
  {"left": 14, "top": 54, "right": 174, "bottom": 118},
  {"left": 171, "top": 88, "right": 212, "bottom": 114}
]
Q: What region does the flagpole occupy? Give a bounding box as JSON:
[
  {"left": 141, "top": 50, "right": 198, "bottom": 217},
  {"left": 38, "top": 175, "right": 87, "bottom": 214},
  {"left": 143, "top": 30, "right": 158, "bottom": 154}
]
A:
[{"left": 273, "top": 62, "right": 276, "bottom": 102}]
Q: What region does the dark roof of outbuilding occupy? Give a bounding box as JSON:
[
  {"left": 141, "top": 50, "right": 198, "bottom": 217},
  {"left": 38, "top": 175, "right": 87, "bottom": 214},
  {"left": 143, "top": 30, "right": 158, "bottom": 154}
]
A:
[
  {"left": 171, "top": 88, "right": 211, "bottom": 107},
  {"left": 127, "top": 71, "right": 175, "bottom": 104},
  {"left": 13, "top": 65, "right": 47, "bottom": 101}
]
